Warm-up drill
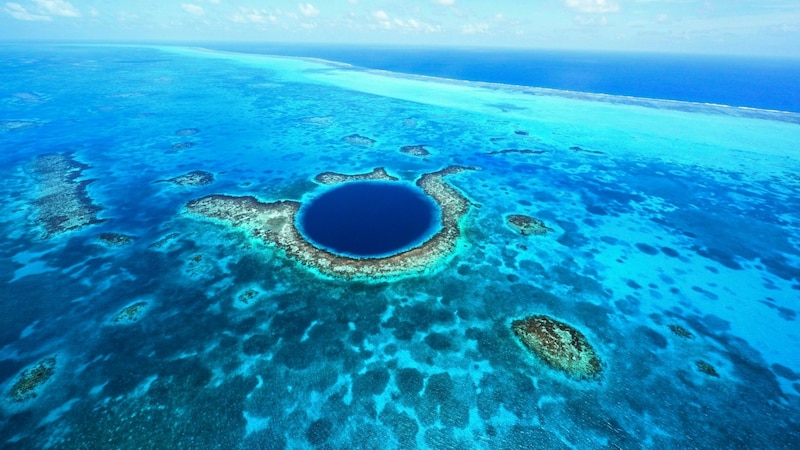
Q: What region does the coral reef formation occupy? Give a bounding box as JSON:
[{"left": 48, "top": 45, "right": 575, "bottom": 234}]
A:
[
  {"left": 171, "top": 142, "right": 196, "bottom": 150},
  {"left": 148, "top": 232, "right": 180, "bottom": 249},
  {"left": 341, "top": 134, "right": 376, "bottom": 147},
  {"left": 506, "top": 214, "right": 553, "bottom": 236},
  {"left": 1, "top": 120, "right": 43, "bottom": 131},
  {"left": 238, "top": 289, "right": 259, "bottom": 304},
  {"left": 186, "top": 166, "right": 477, "bottom": 279},
  {"left": 485, "top": 149, "right": 547, "bottom": 156},
  {"left": 570, "top": 146, "right": 605, "bottom": 155},
  {"left": 28, "top": 153, "right": 105, "bottom": 239},
  {"left": 668, "top": 324, "right": 694, "bottom": 339},
  {"left": 696, "top": 360, "right": 720, "bottom": 378},
  {"left": 300, "top": 116, "right": 334, "bottom": 126},
  {"left": 511, "top": 315, "right": 603, "bottom": 380},
  {"left": 112, "top": 301, "right": 149, "bottom": 323},
  {"left": 7, "top": 357, "right": 56, "bottom": 402},
  {"left": 400, "top": 145, "right": 430, "bottom": 157},
  {"left": 158, "top": 170, "right": 214, "bottom": 187},
  {"left": 175, "top": 128, "right": 200, "bottom": 136},
  {"left": 97, "top": 232, "right": 134, "bottom": 246},
  {"left": 314, "top": 167, "right": 398, "bottom": 185}
]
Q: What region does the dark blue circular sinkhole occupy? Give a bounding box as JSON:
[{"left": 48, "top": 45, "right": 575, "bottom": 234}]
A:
[{"left": 298, "top": 181, "right": 441, "bottom": 258}]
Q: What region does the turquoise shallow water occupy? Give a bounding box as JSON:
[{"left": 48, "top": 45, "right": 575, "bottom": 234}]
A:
[{"left": 1, "top": 44, "right": 799, "bottom": 448}]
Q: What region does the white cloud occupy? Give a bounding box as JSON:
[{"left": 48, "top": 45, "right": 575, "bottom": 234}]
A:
[
  {"left": 462, "top": 23, "right": 489, "bottom": 34},
  {"left": 4, "top": 2, "right": 51, "bottom": 20},
  {"left": 33, "top": 0, "right": 78, "bottom": 17},
  {"left": 298, "top": 3, "right": 319, "bottom": 17},
  {"left": 229, "top": 7, "right": 277, "bottom": 24},
  {"left": 574, "top": 14, "right": 608, "bottom": 26},
  {"left": 564, "top": 0, "right": 619, "bottom": 14},
  {"left": 434, "top": 0, "right": 456, "bottom": 5},
  {"left": 181, "top": 3, "right": 205, "bottom": 16},
  {"left": 373, "top": 10, "right": 389, "bottom": 21}
]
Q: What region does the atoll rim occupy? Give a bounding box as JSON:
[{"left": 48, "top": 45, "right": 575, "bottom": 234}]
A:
[{"left": 185, "top": 166, "right": 477, "bottom": 280}]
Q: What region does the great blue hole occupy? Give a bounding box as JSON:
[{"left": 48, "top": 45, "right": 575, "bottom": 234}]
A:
[{"left": 298, "top": 181, "right": 441, "bottom": 258}]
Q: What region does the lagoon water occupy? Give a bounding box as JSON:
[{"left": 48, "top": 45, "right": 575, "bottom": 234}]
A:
[{"left": 1, "top": 44, "right": 799, "bottom": 448}]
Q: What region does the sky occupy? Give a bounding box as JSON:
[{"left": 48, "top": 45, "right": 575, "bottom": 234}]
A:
[{"left": 1, "top": 0, "right": 799, "bottom": 56}]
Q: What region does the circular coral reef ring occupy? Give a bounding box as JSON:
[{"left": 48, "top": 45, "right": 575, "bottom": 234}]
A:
[
  {"left": 511, "top": 315, "right": 603, "bottom": 381},
  {"left": 185, "top": 166, "right": 478, "bottom": 280}
]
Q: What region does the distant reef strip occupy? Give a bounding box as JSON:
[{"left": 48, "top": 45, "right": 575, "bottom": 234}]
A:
[
  {"left": 28, "top": 153, "right": 105, "bottom": 239},
  {"left": 185, "top": 166, "right": 477, "bottom": 280}
]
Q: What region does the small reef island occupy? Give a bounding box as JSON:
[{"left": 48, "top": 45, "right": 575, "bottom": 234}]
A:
[
  {"left": 512, "top": 315, "right": 603, "bottom": 381},
  {"left": 186, "top": 166, "right": 477, "bottom": 279}
]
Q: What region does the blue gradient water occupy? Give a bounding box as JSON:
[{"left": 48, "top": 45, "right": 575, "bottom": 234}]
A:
[
  {"left": 0, "top": 43, "right": 798, "bottom": 448},
  {"left": 299, "top": 182, "right": 439, "bottom": 258},
  {"left": 203, "top": 43, "right": 800, "bottom": 113}
]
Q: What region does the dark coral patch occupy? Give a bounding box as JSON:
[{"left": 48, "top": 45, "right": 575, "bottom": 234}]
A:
[
  {"left": 511, "top": 315, "right": 602, "bottom": 380},
  {"left": 306, "top": 418, "right": 333, "bottom": 446},
  {"left": 635, "top": 243, "right": 659, "bottom": 255},
  {"left": 424, "top": 333, "right": 452, "bottom": 351},
  {"left": 507, "top": 214, "right": 553, "bottom": 236},
  {"left": 661, "top": 246, "right": 680, "bottom": 258},
  {"left": 586, "top": 205, "right": 607, "bottom": 216},
  {"left": 396, "top": 368, "right": 425, "bottom": 397},
  {"left": 7, "top": 357, "right": 56, "bottom": 402}
]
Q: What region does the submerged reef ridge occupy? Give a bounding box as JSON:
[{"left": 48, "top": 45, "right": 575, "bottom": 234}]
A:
[
  {"left": 186, "top": 166, "right": 477, "bottom": 279},
  {"left": 29, "top": 153, "right": 105, "bottom": 238},
  {"left": 512, "top": 315, "right": 603, "bottom": 380}
]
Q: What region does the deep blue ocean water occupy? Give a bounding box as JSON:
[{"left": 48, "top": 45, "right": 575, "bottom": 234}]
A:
[
  {"left": 299, "top": 182, "right": 438, "bottom": 257},
  {"left": 0, "top": 43, "right": 799, "bottom": 448},
  {"left": 203, "top": 43, "right": 800, "bottom": 113}
]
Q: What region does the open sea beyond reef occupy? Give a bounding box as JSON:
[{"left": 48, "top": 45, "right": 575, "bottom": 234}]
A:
[{"left": 1, "top": 44, "right": 799, "bottom": 449}]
